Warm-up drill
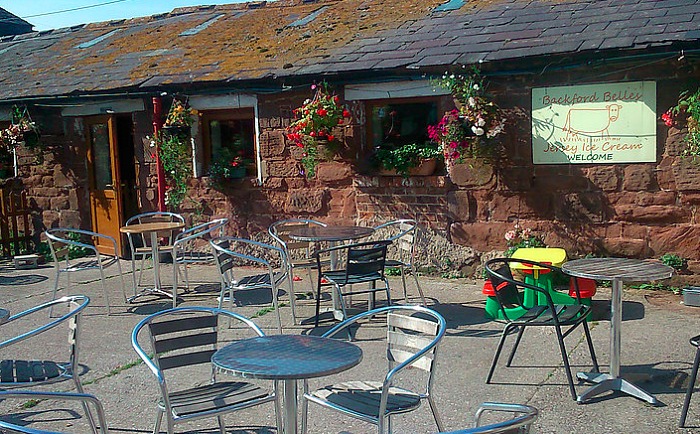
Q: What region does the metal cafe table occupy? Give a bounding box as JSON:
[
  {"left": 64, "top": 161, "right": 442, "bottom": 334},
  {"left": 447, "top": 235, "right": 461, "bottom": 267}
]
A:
[
  {"left": 562, "top": 257, "right": 674, "bottom": 404},
  {"left": 119, "top": 221, "right": 185, "bottom": 303},
  {"left": 288, "top": 225, "right": 375, "bottom": 320},
  {"left": 211, "top": 334, "right": 362, "bottom": 434}
]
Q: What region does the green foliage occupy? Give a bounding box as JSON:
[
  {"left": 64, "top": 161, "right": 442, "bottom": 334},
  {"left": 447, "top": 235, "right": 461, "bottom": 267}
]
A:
[
  {"left": 664, "top": 88, "right": 700, "bottom": 160},
  {"left": 503, "top": 225, "right": 546, "bottom": 257},
  {"left": 385, "top": 267, "right": 402, "bottom": 276},
  {"left": 22, "top": 399, "right": 40, "bottom": 409},
  {"left": 630, "top": 282, "right": 682, "bottom": 295},
  {"left": 158, "top": 131, "right": 191, "bottom": 209},
  {"left": 67, "top": 232, "right": 92, "bottom": 259},
  {"left": 375, "top": 142, "right": 442, "bottom": 177},
  {"left": 659, "top": 253, "right": 687, "bottom": 271},
  {"left": 208, "top": 143, "right": 251, "bottom": 188},
  {"left": 35, "top": 240, "right": 51, "bottom": 259}
]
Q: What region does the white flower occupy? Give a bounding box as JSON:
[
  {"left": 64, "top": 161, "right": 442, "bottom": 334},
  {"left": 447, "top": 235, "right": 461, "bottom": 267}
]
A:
[
  {"left": 473, "top": 84, "right": 480, "bottom": 91},
  {"left": 450, "top": 74, "right": 455, "bottom": 79},
  {"left": 477, "top": 117, "right": 486, "bottom": 127},
  {"left": 472, "top": 126, "right": 485, "bottom": 136},
  {"left": 468, "top": 97, "right": 476, "bottom": 107}
]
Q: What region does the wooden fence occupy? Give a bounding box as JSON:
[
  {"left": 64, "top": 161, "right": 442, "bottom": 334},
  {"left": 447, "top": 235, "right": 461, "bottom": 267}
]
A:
[{"left": 0, "top": 188, "right": 31, "bottom": 258}]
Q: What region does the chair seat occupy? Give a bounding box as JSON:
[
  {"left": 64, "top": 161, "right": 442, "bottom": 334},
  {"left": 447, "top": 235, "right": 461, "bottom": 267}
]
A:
[
  {"left": 176, "top": 251, "right": 215, "bottom": 264},
  {"left": 236, "top": 271, "right": 286, "bottom": 289},
  {"left": 289, "top": 257, "right": 330, "bottom": 269},
  {"left": 65, "top": 256, "right": 119, "bottom": 272},
  {"left": 134, "top": 245, "right": 174, "bottom": 255},
  {"left": 513, "top": 303, "right": 590, "bottom": 325},
  {"left": 162, "top": 381, "right": 271, "bottom": 418},
  {"left": 307, "top": 380, "right": 421, "bottom": 419},
  {"left": 0, "top": 359, "right": 66, "bottom": 384}
]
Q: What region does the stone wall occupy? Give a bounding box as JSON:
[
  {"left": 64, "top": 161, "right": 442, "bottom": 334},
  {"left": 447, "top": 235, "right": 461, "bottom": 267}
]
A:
[{"left": 15, "top": 58, "right": 700, "bottom": 277}]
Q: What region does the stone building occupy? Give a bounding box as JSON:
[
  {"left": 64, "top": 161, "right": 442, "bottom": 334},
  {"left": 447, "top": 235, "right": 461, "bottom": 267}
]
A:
[{"left": 0, "top": 0, "right": 699, "bottom": 274}]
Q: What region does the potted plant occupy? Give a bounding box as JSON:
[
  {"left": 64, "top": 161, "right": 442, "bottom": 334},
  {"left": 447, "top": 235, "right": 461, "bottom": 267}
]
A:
[
  {"left": 156, "top": 130, "right": 191, "bottom": 210},
  {"left": 208, "top": 147, "right": 251, "bottom": 186},
  {"left": 663, "top": 88, "right": 700, "bottom": 159},
  {"left": 429, "top": 68, "right": 506, "bottom": 176},
  {"left": 375, "top": 142, "right": 442, "bottom": 177},
  {"left": 286, "top": 82, "right": 352, "bottom": 177}
]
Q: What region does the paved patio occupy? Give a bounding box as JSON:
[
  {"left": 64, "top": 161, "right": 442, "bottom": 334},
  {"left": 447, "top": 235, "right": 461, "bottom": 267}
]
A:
[{"left": 0, "top": 259, "right": 699, "bottom": 433}]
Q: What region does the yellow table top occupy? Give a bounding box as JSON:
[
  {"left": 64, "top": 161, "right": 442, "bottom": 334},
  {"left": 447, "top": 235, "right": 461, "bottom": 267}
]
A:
[{"left": 510, "top": 247, "right": 567, "bottom": 269}]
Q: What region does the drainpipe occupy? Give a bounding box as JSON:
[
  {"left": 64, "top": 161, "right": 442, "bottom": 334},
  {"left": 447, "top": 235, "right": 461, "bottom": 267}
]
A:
[{"left": 152, "top": 97, "right": 166, "bottom": 212}]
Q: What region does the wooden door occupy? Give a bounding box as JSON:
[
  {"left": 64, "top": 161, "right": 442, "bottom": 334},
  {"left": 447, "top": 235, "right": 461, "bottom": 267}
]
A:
[{"left": 86, "top": 115, "right": 124, "bottom": 256}]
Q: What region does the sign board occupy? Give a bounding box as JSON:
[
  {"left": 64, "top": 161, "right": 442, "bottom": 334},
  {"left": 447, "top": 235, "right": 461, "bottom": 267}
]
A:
[{"left": 531, "top": 81, "right": 656, "bottom": 164}]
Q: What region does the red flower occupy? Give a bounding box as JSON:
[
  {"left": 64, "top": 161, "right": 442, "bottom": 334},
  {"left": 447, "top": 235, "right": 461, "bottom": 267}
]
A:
[
  {"left": 327, "top": 134, "right": 335, "bottom": 141},
  {"left": 317, "top": 108, "right": 328, "bottom": 116},
  {"left": 342, "top": 109, "right": 351, "bottom": 118}
]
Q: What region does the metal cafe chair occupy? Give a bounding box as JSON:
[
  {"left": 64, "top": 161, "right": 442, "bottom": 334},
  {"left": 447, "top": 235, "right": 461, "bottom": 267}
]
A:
[
  {"left": 680, "top": 334, "right": 700, "bottom": 427},
  {"left": 268, "top": 218, "right": 329, "bottom": 325},
  {"left": 301, "top": 305, "right": 446, "bottom": 434},
  {"left": 372, "top": 219, "right": 426, "bottom": 306},
  {"left": 0, "top": 391, "right": 109, "bottom": 434},
  {"left": 484, "top": 257, "right": 599, "bottom": 401},
  {"left": 210, "top": 236, "right": 287, "bottom": 333},
  {"left": 0, "top": 296, "right": 99, "bottom": 433},
  {"left": 124, "top": 211, "right": 184, "bottom": 295},
  {"left": 313, "top": 239, "right": 392, "bottom": 327},
  {"left": 45, "top": 228, "right": 124, "bottom": 315},
  {"left": 171, "top": 218, "right": 228, "bottom": 308},
  {"left": 131, "top": 306, "right": 281, "bottom": 434},
  {"left": 441, "top": 402, "right": 538, "bottom": 434}
]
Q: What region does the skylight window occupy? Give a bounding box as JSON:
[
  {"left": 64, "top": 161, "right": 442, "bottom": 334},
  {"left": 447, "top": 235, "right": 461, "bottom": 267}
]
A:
[
  {"left": 434, "top": 0, "right": 464, "bottom": 12},
  {"left": 75, "top": 29, "right": 121, "bottom": 49},
  {"left": 179, "top": 14, "right": 224, "bottom": 36},
  {"left": 288, "top": 6, "right": 328, "bottom": 27}
]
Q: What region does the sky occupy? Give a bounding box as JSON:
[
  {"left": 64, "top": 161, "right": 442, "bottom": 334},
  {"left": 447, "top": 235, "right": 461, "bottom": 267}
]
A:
[{"left": 1, "top": 0, "right": 249, "bottom": 31}]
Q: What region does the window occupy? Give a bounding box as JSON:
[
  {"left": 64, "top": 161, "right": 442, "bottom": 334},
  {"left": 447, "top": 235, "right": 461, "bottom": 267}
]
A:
[
  {"left": 367, "top": 98, "right": 439, "bottom": 150},
  {"left": 201, "top": 109, "right": 257, "bottom": 176}
]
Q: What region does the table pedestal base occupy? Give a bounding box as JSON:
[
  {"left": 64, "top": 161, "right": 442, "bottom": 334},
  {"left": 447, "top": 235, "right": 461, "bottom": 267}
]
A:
[{"left": 576, "top": 372, "right": 659, "bottom": 405}]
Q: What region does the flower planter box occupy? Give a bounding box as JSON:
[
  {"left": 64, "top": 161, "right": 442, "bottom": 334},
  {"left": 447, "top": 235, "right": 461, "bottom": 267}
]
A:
[
  {"left": 684, "top": 286, "right": 700, "bottom": 307},
  {"left": 379, "top": 158, "right": 437, "bottom": 176},
  {"left": 226, "top": 167, "right": 247, "bottom": 179}
]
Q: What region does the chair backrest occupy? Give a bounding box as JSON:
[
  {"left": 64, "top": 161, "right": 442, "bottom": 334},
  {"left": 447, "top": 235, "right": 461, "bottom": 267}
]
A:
[
  {"left": 0, "top": 296, "right": 89, "bottom": 386},
  {"left": 125, "top": 211, "right": 184, "bottom": 248},
  {"left": 344, "top": 240, "right": 391, "bottom": 277},
  {"left": 131, "top": 307, "right": 264, "bottom": 395},
  {"left": 373, "top": 219, "right": 418, "bottom": 259},
  {"left": 485, "top": 257, "right": 569, "bottom": 321},
  {"left": 44, "top": 228, "right": 100, "bottom": 264},
  {"left": 269, "top": 218, "right": 327, "bottom": 255},
  {"left": 324, "top": 305, "right": 446, "bottom": 393},
  {"left": 173, "top": 218, "right": 228, "bottom": 258},
  {"left": 442, "top": 402, "right": 538, "bottom": 434},
  {"left": 210, "top": 236, "right": 284, "bottom": 283}
]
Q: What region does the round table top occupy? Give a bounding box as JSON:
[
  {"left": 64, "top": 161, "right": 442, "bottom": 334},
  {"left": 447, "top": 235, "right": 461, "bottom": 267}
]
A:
[
  {"left": 287, "top": 225, "right": 374, "bottom": 242},
  {"left": 211, "top": 334, "right": 362, "bottom": 380},
  {"left": 562, "top": 257, "right": 674, "bottom": 282},
  {"left": 119, "top": 221, "right": 185, "bottom": 234}
]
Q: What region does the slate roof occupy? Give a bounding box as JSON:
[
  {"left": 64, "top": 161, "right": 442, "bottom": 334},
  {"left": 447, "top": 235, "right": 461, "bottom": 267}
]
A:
[
  {"left": 1, "top": 0, "right": 699, "bottom": 101},
  {"left": 0, "top": 8, "right": 33, "bottom": 37}
]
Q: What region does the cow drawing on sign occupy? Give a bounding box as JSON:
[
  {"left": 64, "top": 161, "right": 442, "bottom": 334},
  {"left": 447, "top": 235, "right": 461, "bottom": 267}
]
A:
[{"left": 562, "top": 104, "right": 622, "bottom": 138}]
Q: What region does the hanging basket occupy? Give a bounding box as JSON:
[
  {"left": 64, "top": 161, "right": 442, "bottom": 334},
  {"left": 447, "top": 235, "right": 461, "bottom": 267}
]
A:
[{"left": 161, "top": 125, "right": 191, "bottom": 137}]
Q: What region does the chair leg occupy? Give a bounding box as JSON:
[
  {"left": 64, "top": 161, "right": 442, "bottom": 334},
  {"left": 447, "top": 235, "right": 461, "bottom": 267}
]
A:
[
  {"left": 287, "top": 272, "right": 298, "bottom": 325},
  {"left": 306, "top": 267, "right": 315, "bottom": 299},
  {"left": 272, "top": 281, "right": 283, "bottom": 334},
  {"left": 681, "top": 347, "right": 700, "bottom": 427},
  {"left": 172, "top": 262, "right": 179, "bottom": 309},
  {"left": 98, "top": 266, "right": 111, "bottom": 315},
  {"left": 582, "top": 320, "right": 600, "bottom": 373},
  {"left": 116, "top": 257, "right": 126, "bottom": 304},
  {"left": 554, "top": 325, "right": 578, "bottom": 401},
  {"left": 130, "top": 256, "right": 138, "bottom": 296},
  {"left": 383, "top": 279, "right": 392, "bottom": 307},
  {"left": 506, "top": 326, "right": 525, "bottom": 367},
  {"left": 137, "top": 255, "right": 147, "bottom": 288},
  {"left": 410, "top": 266, "right": 427, "bottom": 307},
  {"left": 49, "top": 268, "right": 61, "bottom": 317},
  {"left": 398, "top": 266, "right": 408, "bottom": 303},
  {"left": 314, "top": 280, "right": 323, "bottom": 328},
  {"left": 152, "top": 408, "right": 163, "bottom": 434},
  {"left": 72, "top": 373, "right": 98, "bottom": 433},
  {"left": 487, "top": 325, "right": 513, "bottom": 384},
  {"left": 427, "top": 395, "right": 444, "bottom": 432},
  {"left": 183, "top": 263, "right": 190, "bottom": 291},
  {"left": 217, "top": 415, "right": 226, "bottom": 434}
]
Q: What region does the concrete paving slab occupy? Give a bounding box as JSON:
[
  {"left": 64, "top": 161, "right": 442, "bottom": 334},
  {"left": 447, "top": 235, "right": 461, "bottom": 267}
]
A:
[{"left": 0, "top": 259, "right": 699, "bottom": 433}]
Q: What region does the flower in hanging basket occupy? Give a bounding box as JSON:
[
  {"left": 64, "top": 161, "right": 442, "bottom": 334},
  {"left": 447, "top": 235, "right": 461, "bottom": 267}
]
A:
[
  {"left": 163, "top": 98, "right": 195, "bottom": 130},
  {"left": 286, "top": 82, "right": 351, "bottom": 177},
  {"left": 207, "top": 147, "right": 252, "bottom": 187},
  {"left": 429, "top": 67, "right": 506, "bottom": 173},
  {"left": 0, "top": 105, "right": 40, "bottom": 149},
  {"left": 663, "top": 88, "right": 700, "bottom": 160}
]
